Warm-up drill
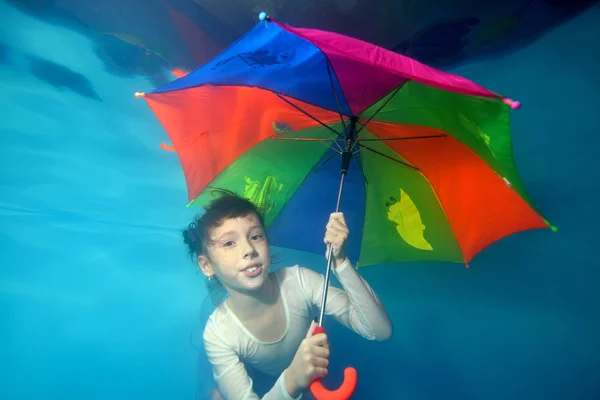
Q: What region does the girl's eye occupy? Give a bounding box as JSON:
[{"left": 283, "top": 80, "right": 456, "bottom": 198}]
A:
[
  {"left": 223, "top": 241, "right": 234, "bottom": 247},
  {"left": 251, "top": 234, "right": 263, "bottom": 241}
]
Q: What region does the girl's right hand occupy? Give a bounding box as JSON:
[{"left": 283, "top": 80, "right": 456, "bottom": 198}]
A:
[{"left": 285, "top": 321, "right": 330, "bottom": 395}]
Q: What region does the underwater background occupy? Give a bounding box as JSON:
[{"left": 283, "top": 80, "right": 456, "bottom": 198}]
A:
[{"left": 1, "top": 1, "right": 599, "bottom": 399}]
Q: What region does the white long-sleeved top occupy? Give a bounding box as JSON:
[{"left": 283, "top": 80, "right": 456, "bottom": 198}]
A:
[{"left": 203, "top": 258, "right": 392, "bottom": 400}]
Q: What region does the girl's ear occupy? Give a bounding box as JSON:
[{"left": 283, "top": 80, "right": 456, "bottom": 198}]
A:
[{"left": 198, "top": 255, "right": 215, "bottom": 278}]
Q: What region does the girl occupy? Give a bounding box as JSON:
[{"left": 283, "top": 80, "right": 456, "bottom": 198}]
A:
[{"left": 183, "top": 191, "right": 392, "bottom": 399}]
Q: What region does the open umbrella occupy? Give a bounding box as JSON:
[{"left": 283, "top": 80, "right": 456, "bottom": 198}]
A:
[{"left": 135, "top": 12, "right": 553, "bottom": 399}]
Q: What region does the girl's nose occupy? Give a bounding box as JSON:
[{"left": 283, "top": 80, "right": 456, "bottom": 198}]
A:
[{"left": 243, "top": 241, "right": 258, "bottom": 258}]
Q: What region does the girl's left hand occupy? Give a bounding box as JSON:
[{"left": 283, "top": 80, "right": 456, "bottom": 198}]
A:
[{"left": 324, "top": 212, "right": 349, "bottom": 265}]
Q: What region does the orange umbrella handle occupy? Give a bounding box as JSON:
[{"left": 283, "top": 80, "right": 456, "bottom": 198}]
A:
[{"left": 309, "top": 326, "right": 358, "bottom": 400}]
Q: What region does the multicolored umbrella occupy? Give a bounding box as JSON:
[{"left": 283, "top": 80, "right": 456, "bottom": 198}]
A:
[{"left": 135, "top": 12, "right": 553, "bottom": 399}]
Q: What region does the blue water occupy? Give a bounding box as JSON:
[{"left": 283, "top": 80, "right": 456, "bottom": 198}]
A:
[{"left": 1, "top": 2, "right": 599, "bottom": 399}]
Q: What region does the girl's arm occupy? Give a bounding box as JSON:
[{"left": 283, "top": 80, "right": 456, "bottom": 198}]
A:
[{"left": 298, "top": 258, "right": 393, "bottom": 341}]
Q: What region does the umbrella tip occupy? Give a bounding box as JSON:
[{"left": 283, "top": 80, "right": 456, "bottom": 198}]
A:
[
  {"left": 259, "top": 11, "right": 270, "bottom": 21},
  {"left": 544, "top": 218, "right": 559, "bottom": 232},
  {"left": 503, "top": 98, "right": 521, "bottom": 110},
  {"left": 134, "top": 92, "right": 145, "bottom": 98}
]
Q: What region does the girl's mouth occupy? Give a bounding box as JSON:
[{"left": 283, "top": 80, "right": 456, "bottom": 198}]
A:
[{"left": 243, "top": 264, "right": 262, "bottom": 277}]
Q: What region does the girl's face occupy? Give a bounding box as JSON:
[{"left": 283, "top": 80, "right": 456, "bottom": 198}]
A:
[{"left": 198, "top": 213, "right": 271, "bottom": 295}]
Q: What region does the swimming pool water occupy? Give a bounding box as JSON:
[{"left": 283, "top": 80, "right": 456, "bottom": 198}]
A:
[{"left": 1, "top": 2, "right": 599, "bottom": 399}]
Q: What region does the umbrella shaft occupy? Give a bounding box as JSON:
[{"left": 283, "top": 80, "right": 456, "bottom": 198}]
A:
[
  {"left": 318, "top": 171, "right": 347, "bottom": 326},
  {"left": 318, "top": 117, "right": 356, "bottom": 326}
]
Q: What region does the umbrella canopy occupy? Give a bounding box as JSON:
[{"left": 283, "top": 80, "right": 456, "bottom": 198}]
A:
[
  {"left": 136, "top": 15, "right": 556, "bottom": 399},
  {"left": 137, "top": 16, "right": 552, "bottom": 268}
]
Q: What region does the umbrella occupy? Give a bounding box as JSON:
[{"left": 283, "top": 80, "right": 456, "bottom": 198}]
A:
[{"left": 135, "top": 12, "right": 554, "bottom": 400}]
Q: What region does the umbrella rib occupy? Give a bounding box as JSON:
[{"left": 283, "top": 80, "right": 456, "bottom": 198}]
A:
[
  {"left": 310, "top": 151, "right": 338, "bottom": 173},
  {"left": 270, "top": 136, "right": 343, "bottom": 153},
  {"left": 357, "top": 143, "right": 419, "bottom": 171},
  {"left": 270, "top": 137, "right": 337, "bottom": 141},
  {"left": 358, "top": 134, "right": 446, "bottom": 141},
  {"left": 355, "top": 84, "right": 404, "bottom": 136},
  {"left": 272, "top": 135, "right": 444, "bottom": 158},
  {"left": 273, "top": 92, "right": 343, "bottom": 138},
  {"left": 326, "top": 60, "right": 348, "bottom": 131},
  {"left": 271, "top": 134, "right": 444, "bottom": 141}
]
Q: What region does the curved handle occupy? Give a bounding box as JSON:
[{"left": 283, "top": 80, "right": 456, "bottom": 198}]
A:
[{"left": 309, "top": 326, "right": 358, "bottom": 400}]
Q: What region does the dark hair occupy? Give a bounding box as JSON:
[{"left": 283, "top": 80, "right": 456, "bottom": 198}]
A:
[{"left": 182, "top": 189, "right": 266, "bottom": 259}]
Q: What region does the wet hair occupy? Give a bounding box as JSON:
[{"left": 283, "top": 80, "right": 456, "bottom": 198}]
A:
[{"left": 182, "top": 189, "right": 267, "bottom": 259}]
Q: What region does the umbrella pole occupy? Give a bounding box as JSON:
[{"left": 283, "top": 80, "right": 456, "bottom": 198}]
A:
[{"left": 317, "top": 117, "right": 357, "bottom": 327}]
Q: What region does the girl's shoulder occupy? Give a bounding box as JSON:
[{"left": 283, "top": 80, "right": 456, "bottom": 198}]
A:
[
  {"left": 271, "top": 264, "right": 325, "bottom": 299},
  {"left": 270, "top": 264, "right": 309, "bottom": 284}
]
